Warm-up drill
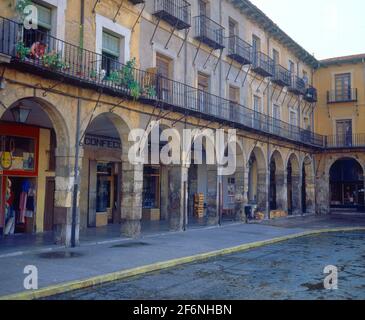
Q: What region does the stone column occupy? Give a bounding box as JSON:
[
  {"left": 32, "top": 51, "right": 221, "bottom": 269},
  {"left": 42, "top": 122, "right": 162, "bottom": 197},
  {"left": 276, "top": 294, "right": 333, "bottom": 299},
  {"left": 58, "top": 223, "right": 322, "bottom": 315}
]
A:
[
  {"left": 121, "top": 162, "right": 143, "bottom": 238},
  {"left": 234, "top": 166, "right": 246, "bottom": 222},
  {"left": 316, "top": 174, "right": 330, "bottom": 215},
  {"left": 168, "top": 165, "right": 188, "bottom": 231},
  {"left": 257, "top": 168, "right": 269, "bottom": 218},
  {"left": 53, "top": 146, "right": 82, "bottom": 247},
  {"left": 305, "top": 173, "right": 316, "bottom": 214},
  {"left": 291, "top": 173, "right": 302, "bottom": 215},
  {"left": 206, "top": 165, "right": 219, "bottom": 225},
  {"left": 275, "top": 169, "right": 288, "bottom": 212},
  {"left": 160, "top": 165, "right": 169, "bottom": 221}
]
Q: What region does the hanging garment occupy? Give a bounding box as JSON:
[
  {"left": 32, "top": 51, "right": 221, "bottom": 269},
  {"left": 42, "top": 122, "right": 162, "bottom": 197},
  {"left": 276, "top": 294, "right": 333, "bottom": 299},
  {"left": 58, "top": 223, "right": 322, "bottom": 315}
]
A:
[
  {"left": 25, "top": 192, "right": 35, "bottom": 218},
  {"left": 19, "top": 191, "right": 28, "bottom": 223}
]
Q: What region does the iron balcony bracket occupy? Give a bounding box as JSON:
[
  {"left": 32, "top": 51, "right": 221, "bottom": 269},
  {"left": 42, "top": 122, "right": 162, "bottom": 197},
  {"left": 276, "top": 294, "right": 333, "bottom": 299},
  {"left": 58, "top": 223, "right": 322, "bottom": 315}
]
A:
[
  {"left": 150, "top": 17, "right": 162, "bottom": 45},
  {"left": 203, "top": 48, "right": 214, "bottom": 70},
  {"left": 132, "top": 2, "right": 146, "bottom": 33},
  {"left": 92, "top": 0, "right": 101, "bottom": 13},
  {"left": 113, "top": 0, "right": 125, "bottom": 23},
  {"left": 177, "top": 28, "right": 190, "bottom": 57},
  {"left": 165, "top": 19, "right": 180, "bottom": 50},
  {"left": 213, "top": 49, "right": 223, "bottom": 73}
]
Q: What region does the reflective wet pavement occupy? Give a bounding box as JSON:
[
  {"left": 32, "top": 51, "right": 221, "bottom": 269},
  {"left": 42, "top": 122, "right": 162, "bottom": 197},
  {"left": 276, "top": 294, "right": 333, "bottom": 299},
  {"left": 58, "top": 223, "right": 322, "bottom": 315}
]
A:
[{"left": 48, "top": 231, "right": 365, "bottom": 300}]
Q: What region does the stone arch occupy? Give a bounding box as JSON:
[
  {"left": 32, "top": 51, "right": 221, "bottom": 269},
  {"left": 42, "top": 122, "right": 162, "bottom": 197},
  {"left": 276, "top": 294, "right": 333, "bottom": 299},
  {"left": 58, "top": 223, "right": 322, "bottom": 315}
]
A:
[
  {"left": 222, "top": 140, "right": 246, "bottom": 221},
  {"left": 269, "top": 150, "right": 286, "bottom": 212},
  {"left": 2, "top": 96, "right": 71, "bottom": 152},
  {"left": 286, "top": 153, "right": 301, "bottom": 215},
  {"left": 1, "top": 96, "right": 73, "bottom": 244},
  {"left": 328, "top": 156, "right": 364, "bottom": 212}
]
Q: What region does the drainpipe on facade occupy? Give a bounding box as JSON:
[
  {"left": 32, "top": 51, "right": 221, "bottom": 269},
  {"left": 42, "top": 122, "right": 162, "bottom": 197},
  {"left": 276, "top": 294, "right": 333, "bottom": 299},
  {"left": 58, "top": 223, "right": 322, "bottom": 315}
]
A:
[
  {"left": 71, "top": 98, "right": 81, "bottom": 247},
  {"left": 266, "top": 36, "right": 271, "bottom": 220},
  {"left": 70, "top": 0, "right": 85, "bottom": 248}
]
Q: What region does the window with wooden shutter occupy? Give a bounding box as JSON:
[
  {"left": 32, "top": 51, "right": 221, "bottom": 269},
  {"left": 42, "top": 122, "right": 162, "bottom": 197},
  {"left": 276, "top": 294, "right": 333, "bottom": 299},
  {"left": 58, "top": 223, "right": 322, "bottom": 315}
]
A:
[
  {"left": 34, "top": 2, "right": 52, "bottom": 30},
  {"left": 102, "top": 31, "right": 120, "bottom": 58}
]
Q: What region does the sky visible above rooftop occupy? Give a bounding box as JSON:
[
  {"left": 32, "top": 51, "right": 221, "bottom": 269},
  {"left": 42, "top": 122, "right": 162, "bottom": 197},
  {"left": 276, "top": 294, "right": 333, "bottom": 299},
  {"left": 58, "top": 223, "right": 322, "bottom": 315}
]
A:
[{"left": 249, "top": 0, "right": 365, "bottom": 60}]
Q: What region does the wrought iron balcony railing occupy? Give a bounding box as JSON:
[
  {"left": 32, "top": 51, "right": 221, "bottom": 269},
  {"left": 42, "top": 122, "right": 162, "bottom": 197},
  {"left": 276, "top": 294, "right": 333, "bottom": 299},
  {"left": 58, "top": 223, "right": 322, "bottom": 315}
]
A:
[
  {"left": 194, "top": 15, "right": 225, "bottom": 50},
  {"left": 251, "top": 51, "right": 274, "bottom": 77},
  {"left": 289, "top": 75, "right": 306, "bottom": 95},
  {"left": 272, "top": 64, "right": 291, "bottom": 87},
  {"left": 227, "top": 35, "right": 252, "bottom": 65},
  {"left": 327, "top": 88, "right": 358, "bottom": 104},
  {"left": 326, "top": 134, "right": 365, "bottom": 149},
  {"left": 153, "top": 0, "right": 191, "bottom": 30},
  {"left": 0, "top": 16, "right": 325, "bottom": 148},
  {"left": 304, "top": 86, "right": 317, "bottom": 103}
]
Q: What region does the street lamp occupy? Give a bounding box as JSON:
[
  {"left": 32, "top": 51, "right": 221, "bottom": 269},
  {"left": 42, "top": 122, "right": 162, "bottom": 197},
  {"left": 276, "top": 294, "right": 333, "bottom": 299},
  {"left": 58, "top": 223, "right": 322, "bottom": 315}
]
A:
[{"left": 11, "top": 105, "right": 31, "bottom": 123}]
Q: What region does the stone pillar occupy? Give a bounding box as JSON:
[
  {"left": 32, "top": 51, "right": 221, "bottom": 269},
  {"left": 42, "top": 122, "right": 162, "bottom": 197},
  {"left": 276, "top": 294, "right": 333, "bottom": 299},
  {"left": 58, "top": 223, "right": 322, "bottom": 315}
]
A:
[
  {"left": 87, "top": 160, "right": 97, "bottom": 227},
  {"left": 291, "top": 173, "right": 302, "bottom": 215},
  {"left": 234, "top": 166, "right": 246, "bottom": 222},
  {"left": 206, "top": 165, "right": 219, "bottom": 225},
  {"left": 257, "top": 168, "right": 269, "bottom": 218},
  {"left": 53, "top": 146, "right": 82, "bottom": 247},
  {"left": 160, "top": 166, "right": 169, "bottom": 221},
  {"left": 305, "top": 173, "right": 316, "bottom": 214},
  {"left": 121, "top": 162, "right": 143, "bottom": 238},
  {"left": 275, "top": 169, "right": 288, "bottom": 212},
  {"left": 316, "top": 174, "right": 330, "bottom": 215},
  {"left": 168, "top": 165, "right": 188, "bottom": 231}
]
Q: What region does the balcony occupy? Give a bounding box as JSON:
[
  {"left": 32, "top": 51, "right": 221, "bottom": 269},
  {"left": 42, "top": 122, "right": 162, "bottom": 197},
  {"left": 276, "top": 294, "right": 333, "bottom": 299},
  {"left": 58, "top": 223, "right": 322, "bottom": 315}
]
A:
[
  {"left": 289, "top": 75, "right": 306, "bottom": 95},
  {"left": 304, "top": 86, "right": 317, "bottom": 103},
  {"left": 194, "top": 15, "right": 225, "bottom": 50},
  {"left": 327, "top": 89, "right": 358, "bottom": 104},
  {"left": 0, "top": 16, "right": 325, "bottom": 148},
  {"left": 153, "top": 0, "right": 191, "bottom": 30},
  {"left": 272, "top": 65, "right": 291, "bottom": 87},
  {"left": 251, "top": 51, "right": 274, "bottom": 77},
  {"left": 227, "top": 35, "right": 252, "bottom": 65},
  {"left": 326, "top": 134, "right": 365, "bottom": 149}
]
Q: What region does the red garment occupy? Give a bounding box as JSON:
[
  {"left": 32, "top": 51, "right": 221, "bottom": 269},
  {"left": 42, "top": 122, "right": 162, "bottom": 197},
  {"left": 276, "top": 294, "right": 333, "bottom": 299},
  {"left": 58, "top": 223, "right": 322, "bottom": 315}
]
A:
[
  {"left": 6, "top": 191, "right": 15, "bottom": 207},
  {"left": 19, "top": 191, "right": 27, "bottom": 224}
]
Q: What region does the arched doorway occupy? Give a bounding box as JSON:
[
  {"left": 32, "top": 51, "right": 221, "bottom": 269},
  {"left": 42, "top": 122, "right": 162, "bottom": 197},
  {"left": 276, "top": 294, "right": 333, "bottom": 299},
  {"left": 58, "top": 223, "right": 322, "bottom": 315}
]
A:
[
  {"left": 0, "top": 98, "right": 68, "bottom": 237},
  {"left": 269, "top": 151, "right": 285, "bottom": 212},
  {"left": 247, "top": 146, "right": 267, "bottom": 215},
  {"left": 329, "top": 158, "right": 364, "bottom": 211},
  {"left": 287, "top": 153, "right": 301, "bottom": 215},
  {"left": 187, "top": 133, "right": 217, "bottom": 227},
  {"left": 81, "top": 113, "right": 125, "bottom": 231}
]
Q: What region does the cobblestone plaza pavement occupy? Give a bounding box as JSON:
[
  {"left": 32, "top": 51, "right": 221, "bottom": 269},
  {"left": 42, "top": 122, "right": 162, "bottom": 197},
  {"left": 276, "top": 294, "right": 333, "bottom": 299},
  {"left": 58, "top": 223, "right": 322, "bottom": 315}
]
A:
[
  {"left": 1, "top": 215, "right": 365, "bottom": 299},
  {"left": 49, "top": 230, "right": 365, "bottom": 300}
]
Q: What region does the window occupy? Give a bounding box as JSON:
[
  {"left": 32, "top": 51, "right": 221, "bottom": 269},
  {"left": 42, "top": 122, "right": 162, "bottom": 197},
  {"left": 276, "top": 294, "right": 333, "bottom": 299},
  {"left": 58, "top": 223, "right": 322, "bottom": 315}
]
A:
[
  {"left": 335, "top": 73, "right": 351, "bottom": 101},
  {"left": 228, "top": 18, "right": 237, "bottom": 37},
  {"left": 253, "top": 95, "right": 262, "bottom": 112},
  {"left": 289, "top": 60, "right": 295, "bottom": 74},
  {"left": 229, "top": 86, "right": 239, "bottom": 120},
  {"left": 289, "top": 110, "right": 297, "bottom": 127},
  {"left": 102, "top": 30, "right": 120, "bottom": 75},
  {"left": 156, "top": 54, "right": 172, "bottom": 101},
  {"left": 273, "top": 104, "right": 280, "bottom": 120},
  {"left": 252, "top": 35, "right": 261, "bottom": 52},
  {"left": 23, "top": 2, "right": 52, "bottom": 47},
  {"left": 336, "top": 120, "right": 352, "bottom": 146},
  {"left": 273, "top": 49, "right": 279, "bottom": 66},
  {"left": 198, "top": 72, "right": 210, "bottom": 113},
  {"left": 199, "top": 0, "right": 208, "bottom": 16},
  {"left": 273, "top": 104, "right": 281, "bottom": 134},
  {"left": 303, "top": 116, "right": 311, "bottom": 130},
  {"left": 303, "top": 70, "right": 309, "bottom": 86}
]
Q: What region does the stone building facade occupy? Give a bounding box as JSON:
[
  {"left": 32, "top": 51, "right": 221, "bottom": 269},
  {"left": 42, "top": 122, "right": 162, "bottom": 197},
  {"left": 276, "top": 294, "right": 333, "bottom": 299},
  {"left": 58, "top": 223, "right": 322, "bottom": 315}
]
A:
[{"left": 0, "top": 0, "right": 360, "bottom": 247}]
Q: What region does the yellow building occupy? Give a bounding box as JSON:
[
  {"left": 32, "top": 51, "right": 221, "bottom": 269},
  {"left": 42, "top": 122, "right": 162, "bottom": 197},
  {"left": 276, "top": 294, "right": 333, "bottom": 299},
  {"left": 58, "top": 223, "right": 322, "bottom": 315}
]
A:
[
  {"left": 314, "top": 54, "right": 365, "bottom": 214},
  {"left": 0, "top": 0, "right": 361, "bottom": 247}
]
